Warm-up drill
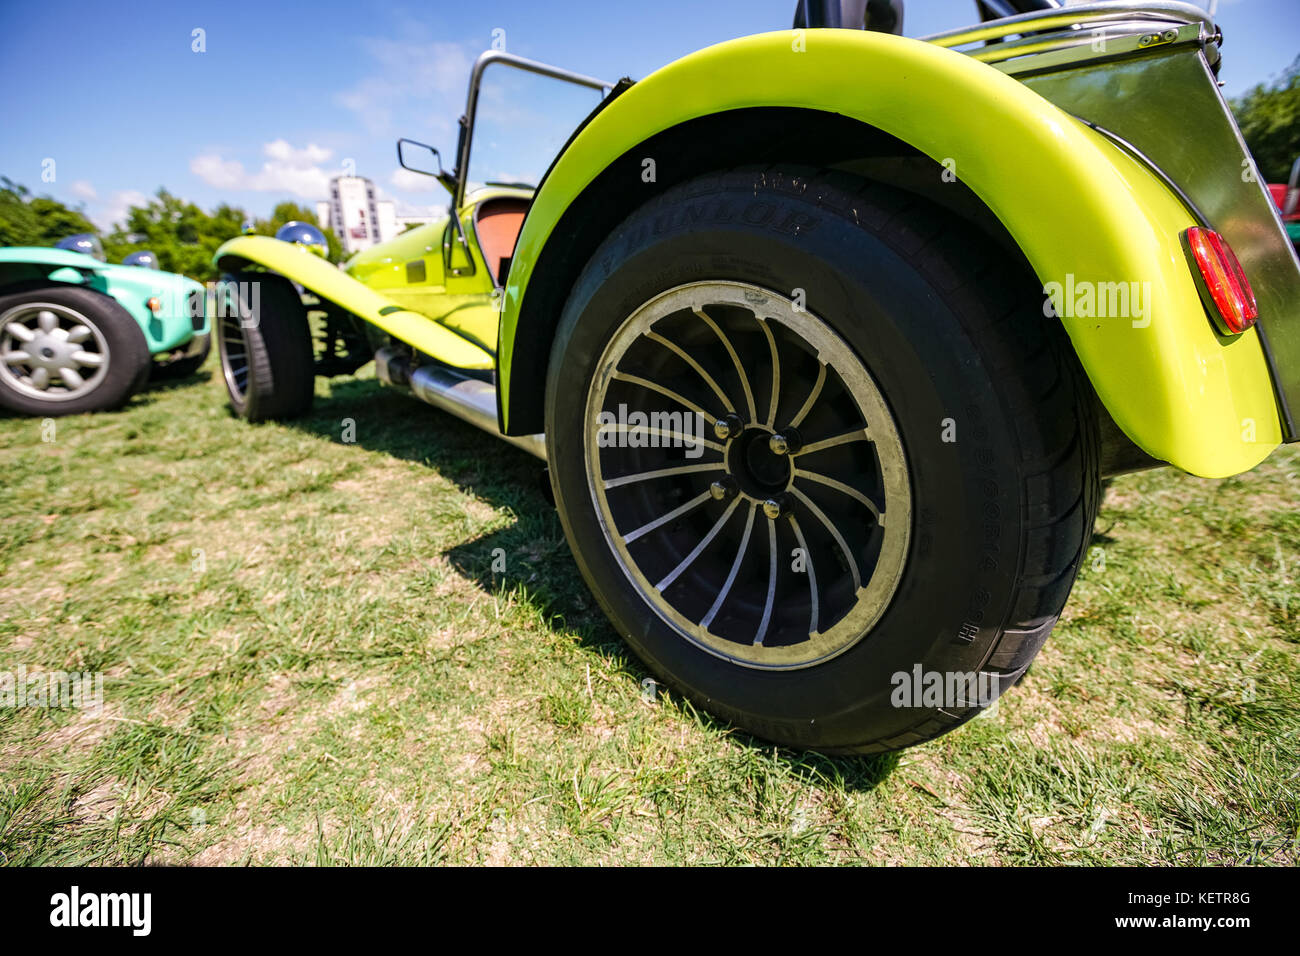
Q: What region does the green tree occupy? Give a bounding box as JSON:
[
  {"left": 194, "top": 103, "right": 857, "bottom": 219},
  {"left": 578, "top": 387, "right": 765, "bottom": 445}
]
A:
[
  {"left": 101, "top": 189, "right": 240, "bottom": 281},
  {"left": 0, "top": 177, "right": 97, "bottom": 247},
  {"left": 1232, "top": 57, "right": 1300, "bottom": 184},
  {"left": 1, "top": 180, "right": 344, "bottom": 280}
]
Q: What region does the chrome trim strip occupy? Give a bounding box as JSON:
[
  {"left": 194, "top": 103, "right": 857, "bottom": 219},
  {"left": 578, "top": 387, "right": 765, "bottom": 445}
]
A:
[{"left": 920, "top": 1, "right": 1214, "bottom": 50}]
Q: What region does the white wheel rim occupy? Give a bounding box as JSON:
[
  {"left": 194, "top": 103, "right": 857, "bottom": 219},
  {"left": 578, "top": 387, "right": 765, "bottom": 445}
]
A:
[{"left": 0, "top": 302, "right": 111, "bottom": 402}]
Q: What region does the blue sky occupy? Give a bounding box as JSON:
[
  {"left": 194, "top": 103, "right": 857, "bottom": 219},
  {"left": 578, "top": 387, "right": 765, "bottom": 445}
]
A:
[{"left": 2, "top": 0, "right": 1296, "bottom": 229}]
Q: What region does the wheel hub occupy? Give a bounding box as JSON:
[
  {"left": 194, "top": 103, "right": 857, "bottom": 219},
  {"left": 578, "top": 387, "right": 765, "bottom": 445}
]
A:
[{"left": 727, "top": 426, "right": 791, "bottom": 498}]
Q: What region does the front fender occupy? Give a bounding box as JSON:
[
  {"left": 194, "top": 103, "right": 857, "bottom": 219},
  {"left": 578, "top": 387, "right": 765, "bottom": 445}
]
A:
[
  {"left": 213, "top": 235, "right": 492, "bottom": 370},
  {"left": 500, "top": 29, "right": 1282, "bottom": 478}
]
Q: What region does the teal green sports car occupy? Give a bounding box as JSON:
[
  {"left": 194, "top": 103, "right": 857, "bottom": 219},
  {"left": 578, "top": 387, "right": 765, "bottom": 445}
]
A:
[{"left": 0, "top": 237, "right": 209, "bottom": 415}]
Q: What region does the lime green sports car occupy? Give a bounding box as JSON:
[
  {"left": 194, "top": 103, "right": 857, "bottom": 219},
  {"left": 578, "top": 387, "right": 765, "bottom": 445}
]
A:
[{"left": 211, "top": 1, "right": 1300, "bottom": 753}]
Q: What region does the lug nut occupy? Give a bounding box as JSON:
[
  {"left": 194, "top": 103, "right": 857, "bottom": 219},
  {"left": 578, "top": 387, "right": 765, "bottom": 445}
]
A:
[
  {"left": 768, "top": 428, "right": 802, "bottom": 456},
  {"left": 762, "top": 496, "right": 789, "bottom": 520},
  {"left": 713, "top": 413, "right": 744, "bottom": 441},
  {"left": 710, "top": 476, "right": 738, "bottom": 501}
]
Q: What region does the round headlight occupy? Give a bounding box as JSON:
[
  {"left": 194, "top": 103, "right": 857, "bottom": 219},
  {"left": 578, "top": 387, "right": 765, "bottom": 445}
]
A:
[
  {"left": 56, "top": 233, "right": 106, "bottom": 262},
  {"left": 123, "top": 250, "right": 160, "bottom": 269},
  {"left": 275, "top": 221, "right": 329, "bottom": 258}
]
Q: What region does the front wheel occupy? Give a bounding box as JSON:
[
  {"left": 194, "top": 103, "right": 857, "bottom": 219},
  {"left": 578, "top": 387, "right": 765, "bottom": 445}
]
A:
[
  {"left": 545, "top": 168, "right": 1099, "bottom": 753},
  {"left": 0, "top": 285, "right": 149, "bottom": 416},
  {"left": 216, "top": 271, "right": 314, "bottom": 421}
]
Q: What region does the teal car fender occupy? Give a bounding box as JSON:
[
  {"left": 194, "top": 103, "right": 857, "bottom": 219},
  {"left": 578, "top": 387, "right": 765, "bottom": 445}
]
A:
[{"left": 0, "top": 247, "right": 207, "bottom": 353}]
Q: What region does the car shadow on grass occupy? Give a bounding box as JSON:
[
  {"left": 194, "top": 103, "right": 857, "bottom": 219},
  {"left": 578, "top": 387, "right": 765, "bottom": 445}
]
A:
[
  {"left": 286, "top": 375, "right": 900, "bottom": 790},
  {"left": 0, "top": 368, "right": 217, "bottom": 421}
]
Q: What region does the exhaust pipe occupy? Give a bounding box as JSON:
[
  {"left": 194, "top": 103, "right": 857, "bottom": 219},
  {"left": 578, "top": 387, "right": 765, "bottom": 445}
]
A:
[{"left": 376, "top": 348, "right": 546, "bottom": 459}]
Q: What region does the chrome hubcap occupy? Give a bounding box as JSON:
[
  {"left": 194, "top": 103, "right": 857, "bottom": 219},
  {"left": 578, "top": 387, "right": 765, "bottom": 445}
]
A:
[
  {"left": 584, "top": 281, "right": 911, "bottom": 670},
  {"left": 0, "top": 303, "right": 110, "bottom": 401}
]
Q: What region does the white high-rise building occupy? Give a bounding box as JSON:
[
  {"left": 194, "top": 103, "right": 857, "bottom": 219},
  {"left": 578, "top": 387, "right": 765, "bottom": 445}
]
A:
[{"left": 316, "top": 176, "right": 400, "bottom": 255}]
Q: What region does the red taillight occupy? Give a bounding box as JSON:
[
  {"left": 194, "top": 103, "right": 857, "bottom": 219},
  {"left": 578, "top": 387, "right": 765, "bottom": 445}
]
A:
[{"left": 1182, "top": 226, "right": 1258, "bottom": 335}]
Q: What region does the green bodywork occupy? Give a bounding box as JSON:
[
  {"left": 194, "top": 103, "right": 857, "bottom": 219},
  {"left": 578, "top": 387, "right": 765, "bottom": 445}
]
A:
[
  {"left": 214, "top": 185, "right": 535, "bottom": 372},
  {"left": 499, "top": 31, "right": 1282, "bottom": 479},
  {"left": 212, "top": 28, "right": 1292, "bottom": 480},
  {"left": 0, "top": 246, "right": 207, "bottom": 353}
]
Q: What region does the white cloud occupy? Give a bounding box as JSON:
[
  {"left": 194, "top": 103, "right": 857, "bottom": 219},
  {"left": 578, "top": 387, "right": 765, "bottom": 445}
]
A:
[
  {"left": 189, "top": 154, "right": 245, "bottom": 190},
  {"left": 335, "top": 35, "right": 470, "bottom": 138},
  {"left": 389, "top": 167, "right": 442, "bottom": 193},
  {"left": 263, "top": 139, "right": 333, "bottom": 167},
  {"left": 91, "top": 189, "right": 150, "bottom": 231},
  {"left": 69, "top": 180, "right": 97, "bottom": 201},
  {"left": 190, "top": 140, "right": 337, "bottom": 199}
]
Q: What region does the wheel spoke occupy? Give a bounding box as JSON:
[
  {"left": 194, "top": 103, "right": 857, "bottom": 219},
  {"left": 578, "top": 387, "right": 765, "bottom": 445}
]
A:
[
  {"left": 72, "top": 350, "right": 104, "bottom": 368},
  {"left": 622, "top": 490, "right": 712, "bottom": 544},
  {"left": 604, "top": 461, "right": 723, "bottom": 490},
  {"left": 66, "top": 325, "right": 93, "bottom": 344},
  {"left": 611, "top": 370, "right": 714, "bottom": 422},
  {"left": 656, "top": 496, "right": 741, "bottom": 591},
  {"left": 797, "top": 428, "right": 872, "bottom": 457},
  {"left": 757, "top": 318, "right": 780, "bottom": 428},
  {"left": 645, "top": 331, "right": 735, "bottom": 416},
  {"left": 29, "top": 367, "right": 49, "bottom": 390},
  {"left": 789, "top": 516, "right": 819, "bottom": 637},
  {"left": 789, "top": 487, "right": 862, "bottom": 590},
  {"left": 6, "top": 323, "right": 35, "bottom": 343},
  {"left": 788, "top": 362, "right": 826, "bottom": 429},
  {"left": 701, "top": 502, "right": 756, "bottom": 628},
  {"left": 693, "top": 308, "right": 756, "bottom": 424},
  {"left": 2, "top": 350, "right": 30, "bottom": 363},
  {"left": 793, "top": 468, "right": 882, "bottom": 521},
  {"left": 753, "top": 518, "right": 778, "bottom": 646},
  {"left": 36, "top": 310, "right": 57, "bottom": 333},
  {"left": 58, "top": 367, "right": 84, "bottom": 389}
]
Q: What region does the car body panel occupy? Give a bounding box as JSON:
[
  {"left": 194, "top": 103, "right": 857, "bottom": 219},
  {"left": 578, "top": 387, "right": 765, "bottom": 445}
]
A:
[
  {"left": 496, "top": 29, "right": 1285, "bottom": 478},
  {"left": 213, "top": 234, "right": 494, "bottom": 371},
  {"left": 210, "top": 185, "right": 534, "bottom": 369},
  {"left": 0, "top": 246, "right": 206, "bottom": 353},
  {"left": 343, "top": 186, "right": 535, "bottom": 355}
]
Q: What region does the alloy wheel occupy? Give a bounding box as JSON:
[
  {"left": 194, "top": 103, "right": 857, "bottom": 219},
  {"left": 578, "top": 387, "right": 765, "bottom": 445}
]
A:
[{"left": 583, "top": 281, "right": 911, "bottom": 670}]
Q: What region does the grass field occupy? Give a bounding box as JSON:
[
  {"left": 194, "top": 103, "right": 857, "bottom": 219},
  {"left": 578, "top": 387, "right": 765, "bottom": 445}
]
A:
[{"left": 1, "top": 360, "right": 1296, "bottom": 866}]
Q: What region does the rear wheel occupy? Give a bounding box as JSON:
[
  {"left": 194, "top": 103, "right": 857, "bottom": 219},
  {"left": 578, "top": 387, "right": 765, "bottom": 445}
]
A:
[
  {"left": 0, "top": 285, "right": 149, "bottom": 416},
  {"left": 546, "top": 167, "right": 1100, "bottom": 753},
  {"left": 216, "top": 271, "right": 314, "bottom": 421}
]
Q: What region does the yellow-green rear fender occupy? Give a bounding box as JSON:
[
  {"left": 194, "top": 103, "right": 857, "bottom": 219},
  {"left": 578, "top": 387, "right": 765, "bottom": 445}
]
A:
[
  {"left": 498, "top": 29, "right": 1282, "bottom": 478},
  {"left": 214, "top": 235, "right": 493, "bottom": 371}
]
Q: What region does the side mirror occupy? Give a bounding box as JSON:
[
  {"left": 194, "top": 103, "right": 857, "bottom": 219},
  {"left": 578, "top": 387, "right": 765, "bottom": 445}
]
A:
[{"left": 397, "top": 138, "right": 456, "bottom": 197}]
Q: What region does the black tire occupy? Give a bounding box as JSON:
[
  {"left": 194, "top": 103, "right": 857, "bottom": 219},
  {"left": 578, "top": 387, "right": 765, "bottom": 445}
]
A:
[
  {"left": 150, "top": 335, "right": 211, "bottom": 382},
  {"left": 216, "top": 271, "right": 314, "bottom": 421},
  {"left": 0, "top": 284, "right": 150, "bottom": 416},
  {"left": 545, "top": 167, "right": 1100, "bottom": 753}
]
